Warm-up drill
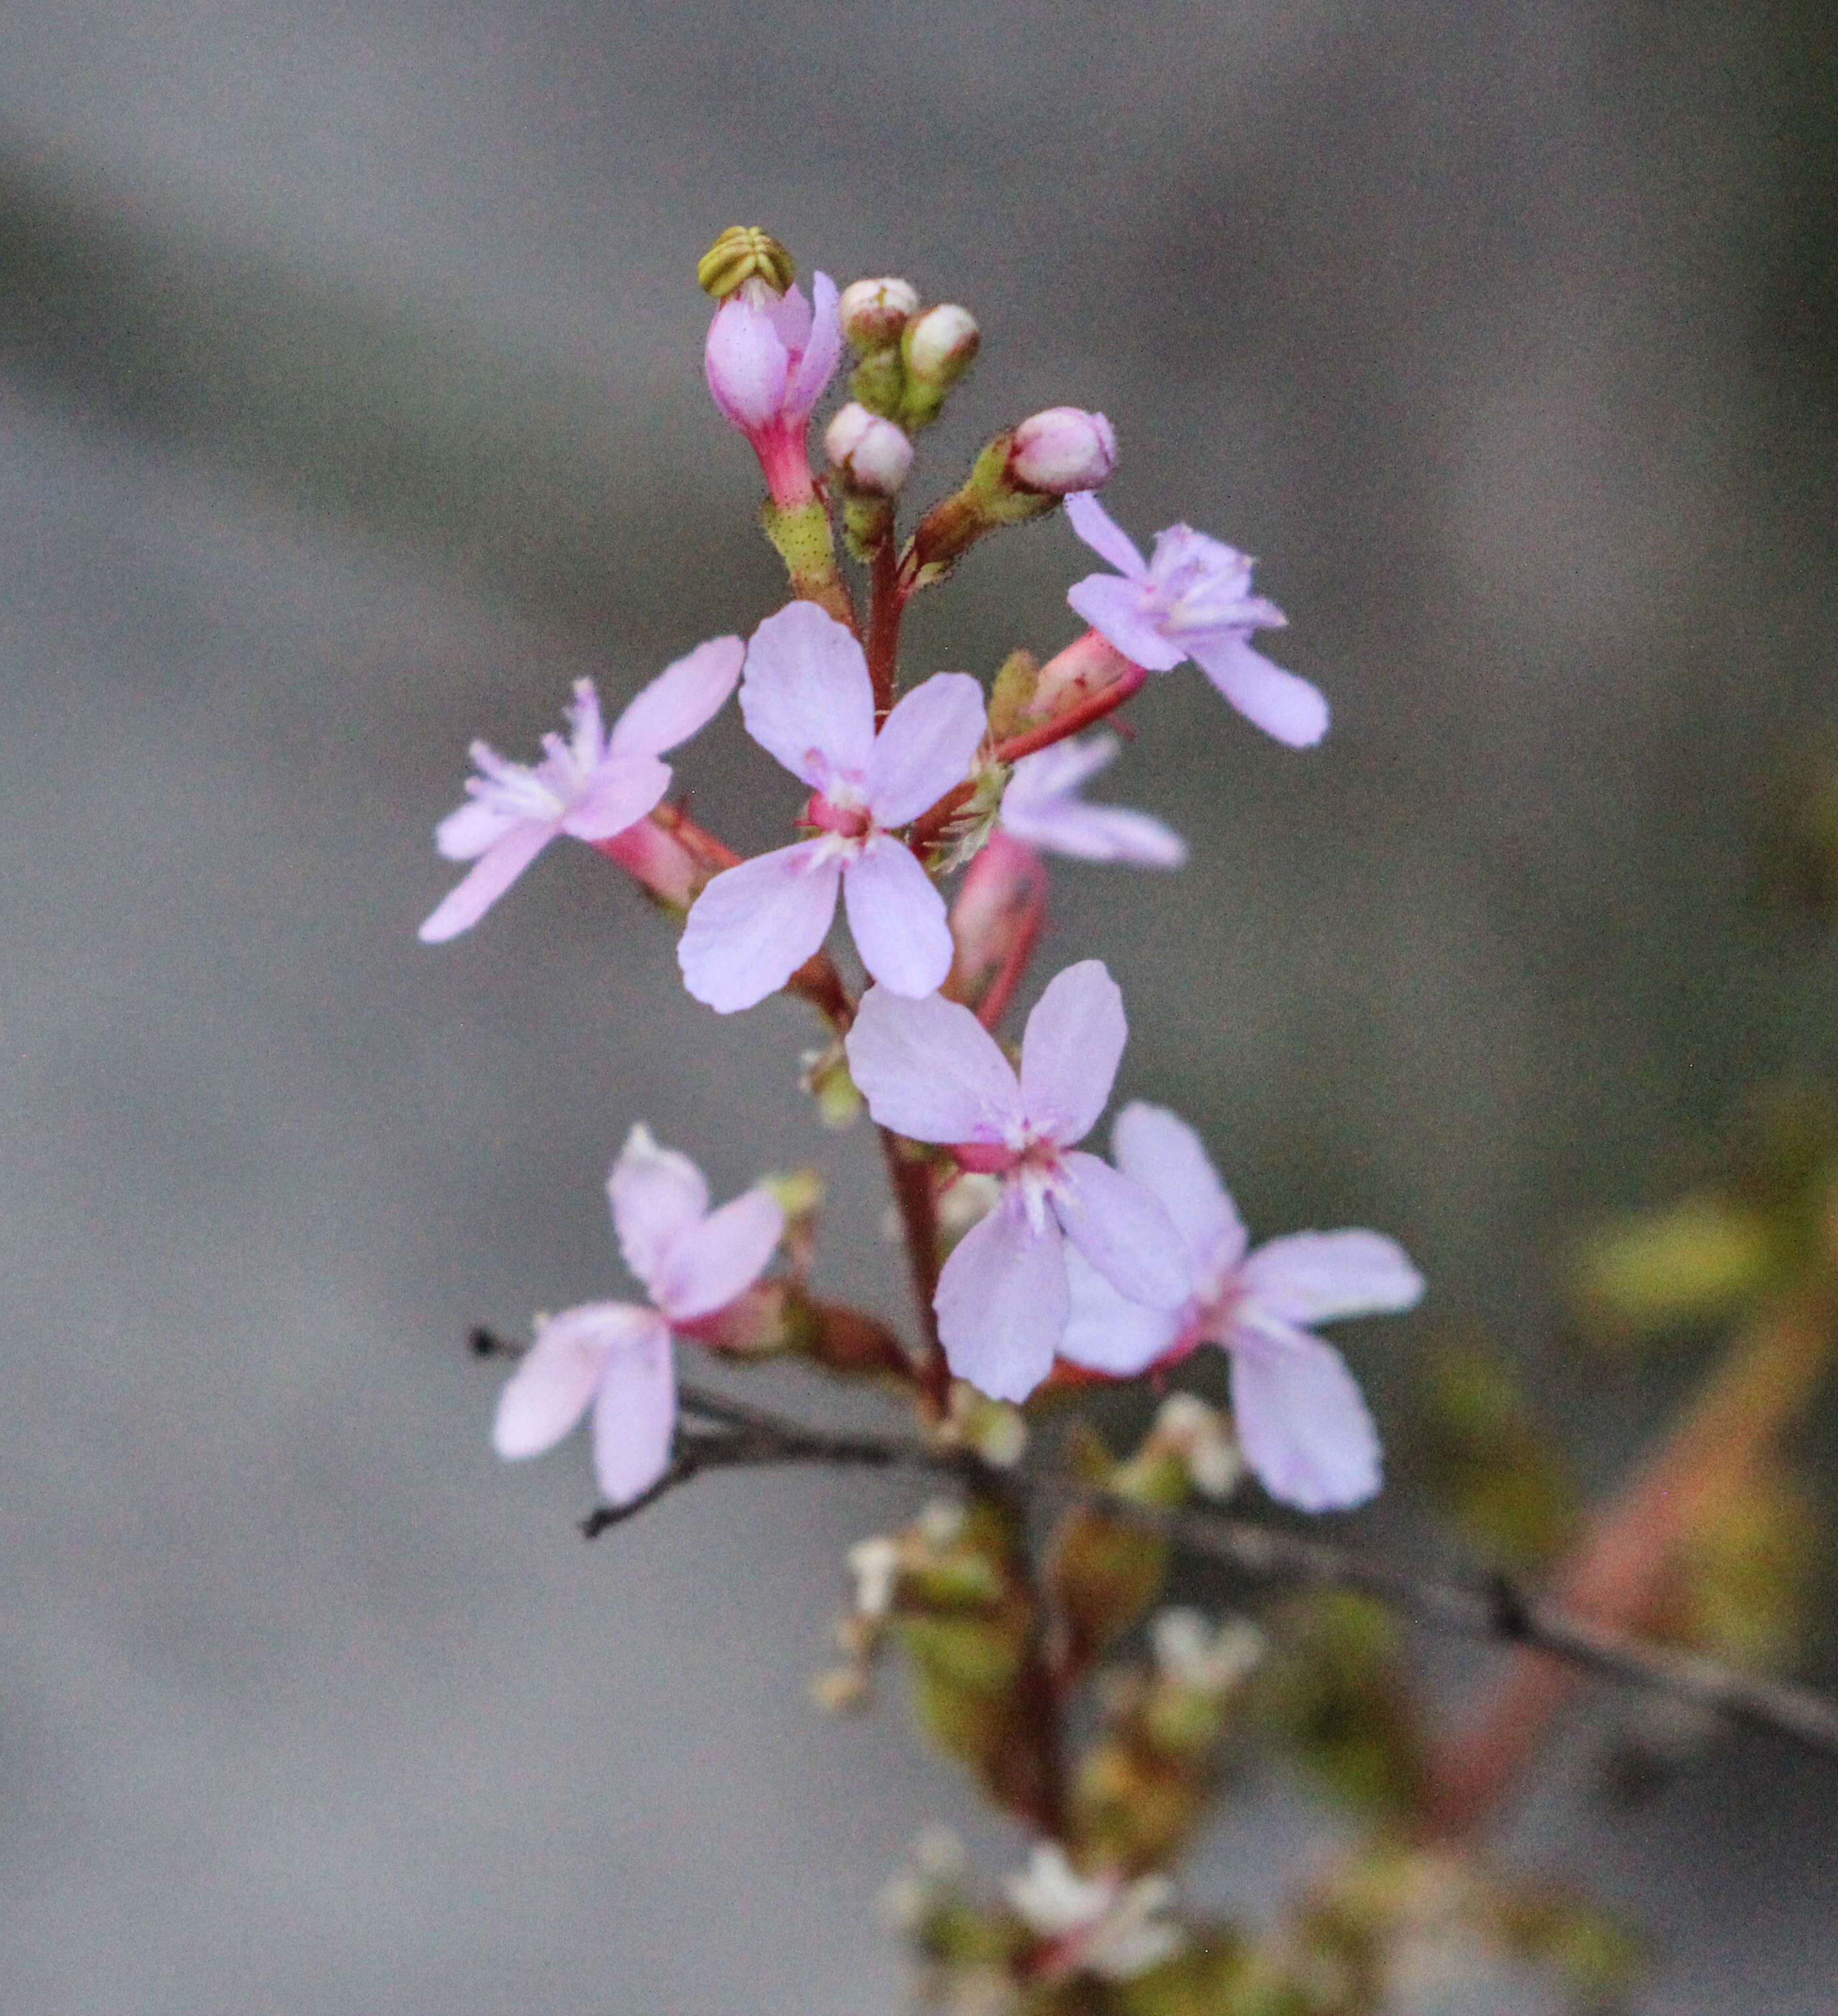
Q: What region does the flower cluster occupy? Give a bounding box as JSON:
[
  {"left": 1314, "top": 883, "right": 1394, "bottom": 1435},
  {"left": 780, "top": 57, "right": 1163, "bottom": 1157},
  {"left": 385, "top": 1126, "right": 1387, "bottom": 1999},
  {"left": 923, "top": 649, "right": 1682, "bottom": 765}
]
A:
[{"left": 424, "top": 227, "right": 1418, "bottom": 1519}]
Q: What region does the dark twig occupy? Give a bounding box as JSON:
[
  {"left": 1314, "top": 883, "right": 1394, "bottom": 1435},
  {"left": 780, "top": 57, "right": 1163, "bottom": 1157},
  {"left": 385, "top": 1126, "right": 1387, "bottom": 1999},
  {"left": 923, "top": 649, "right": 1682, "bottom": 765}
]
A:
[{"left": 539, "top": 1373, "right": 1838, "bottom": 1763}]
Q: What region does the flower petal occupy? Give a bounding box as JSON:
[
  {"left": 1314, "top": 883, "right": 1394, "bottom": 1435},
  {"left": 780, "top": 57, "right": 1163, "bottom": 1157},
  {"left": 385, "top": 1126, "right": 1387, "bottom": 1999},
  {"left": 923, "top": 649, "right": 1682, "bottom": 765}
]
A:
[
  {"left": 865, "top": 672, "right": 987, "bottom": 828},
  {"left": 740, "top": 602, "right": 877, "bottom": 792},
  {"left": 1186, "top": 635, "right": 1329, "bottom": 748},
  {"left": 845, "top": 984, "right": 1024, "bottom": 1144},
  {"left": 842, "top": 838, "right": 954, "bottom": 997},
  {"left": 1007, "top": 732, "right": 1122, "bottom": 805},
  {"left": 1064, "top": 490, "right": 1148, "bottom": 579},
  {"left": 784, "top": 270, "right": 843, "bottom": 421},
  {"left": 705, "top": 296, "right": 790, "bottom": 431},
  {"left": 1240, "top": 1230, "right": 1424, "bottom": 1325},
  {"left": 435, "top": 794, "right": 519, "bottom": 862},
  {"left": 1019, "top": 959, "right": 1127, "bottom": 1146},
  {"left": 609, "top": 635, "right": 746, "bottom": 758},
  {"left": 1111, "top": 1103, "right": 1248, "bottom": 1278},
  {"left": 1058, "top": 1247, "right": 1186, "bottom": 1375},
  {"left": 678, "top": 840, "right": 842, "bottom": 1014},
  {"left": 1003, "top": 793, "right": 1186, "bottom": 867},
  {"left": 652, "top": 1187, "right": 785, "bottom": 1322},
  {"left": 1054, "top": 1151, "right": 1191, "bottom": 1309},
  {"left": 1226, "top": 1321, "right": 1381, "bottom": 1511},
  {"left": 935, "top": 1196, "right": 1069, "bottom": 1402},
  {"left": 492, "top": 1301, "right": 652, "bottom": 1459},
  {"left": 559, "top": 752, "right": 672, "bottom": 842},
  {"left": 418, "top": 820, "right": 555, "bottom": 943},
  {"left": 590, "top": 1312, "right": 678, "bottom": 1506},
  {"left": 608, "top": 1124, "right": 709, "bottom": 1296},
  {"left": 1066, "top": 574, "right": 1186, "bottom": 672}
]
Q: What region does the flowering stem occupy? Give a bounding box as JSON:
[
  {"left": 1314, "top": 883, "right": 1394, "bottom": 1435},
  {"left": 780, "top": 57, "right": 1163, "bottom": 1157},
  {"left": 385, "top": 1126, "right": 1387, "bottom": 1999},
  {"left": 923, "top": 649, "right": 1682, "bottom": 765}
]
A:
[
  {"left": 511, "top": 1358, "right": 1838, "bottom": 1760},
  {"left": 1419, "top": 1278, "right": 1838, "bottom": 1835}
]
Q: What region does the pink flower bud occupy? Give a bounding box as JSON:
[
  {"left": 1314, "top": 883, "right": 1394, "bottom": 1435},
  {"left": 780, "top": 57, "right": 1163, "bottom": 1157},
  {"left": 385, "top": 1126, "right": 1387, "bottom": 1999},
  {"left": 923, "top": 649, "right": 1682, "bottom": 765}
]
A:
[
  {"left": 839, "top": 277, "right": 919, "bottom": 352},
  {"left": 1009, "top": 407, "right": 1118, "bottom": 495},
  {"left": 824, "top": 401, "right": 914, "bottom": 496},
  {"left": 902, "top": 304, "right": 980, "bottom": 389}
]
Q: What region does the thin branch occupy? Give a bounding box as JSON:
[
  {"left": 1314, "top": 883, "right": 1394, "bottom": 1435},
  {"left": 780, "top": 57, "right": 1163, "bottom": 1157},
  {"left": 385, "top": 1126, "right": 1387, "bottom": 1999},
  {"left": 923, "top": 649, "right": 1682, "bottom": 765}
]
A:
[{"left": 557, "top": 1376, "right": 1838, "bottom": 1764}]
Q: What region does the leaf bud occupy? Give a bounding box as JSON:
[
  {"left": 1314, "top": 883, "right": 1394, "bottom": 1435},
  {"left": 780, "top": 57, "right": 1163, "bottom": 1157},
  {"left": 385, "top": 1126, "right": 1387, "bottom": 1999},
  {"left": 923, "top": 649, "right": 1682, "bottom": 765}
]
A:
[
  {"left": 1008, "top": 406, "right": 1118, "bottom": 495},
  {"left": 696, "top": 224, "right": 794, "bottom": 302},
  {"left": 839, "top": 276, "right": 919, "bottom": 352},
  {"left": 824, "top": 400, "right": 915, "bottom": 497}
]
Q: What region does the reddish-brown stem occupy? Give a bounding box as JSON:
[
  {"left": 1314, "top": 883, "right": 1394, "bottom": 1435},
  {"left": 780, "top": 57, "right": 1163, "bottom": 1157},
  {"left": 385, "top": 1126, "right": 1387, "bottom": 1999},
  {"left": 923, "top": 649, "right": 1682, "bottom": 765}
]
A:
[
  {"left": 904, "top": 641, "right": 1149, "bottom": 860},
  {"left": 866, "top": 536, "right": 903, "bottom": 718},
  {"left": 973, "top": 883, "right": 1045, "bottom": 1032},
  {"left": 1421, "top": 1281, "right": 1836, "bottom": 1836},
  {"left": 997, "top": 656, "right": 1148, "bottom": 764},
  {"left": 880, "top": 1129, "right": 949, "bottom": 1416}
]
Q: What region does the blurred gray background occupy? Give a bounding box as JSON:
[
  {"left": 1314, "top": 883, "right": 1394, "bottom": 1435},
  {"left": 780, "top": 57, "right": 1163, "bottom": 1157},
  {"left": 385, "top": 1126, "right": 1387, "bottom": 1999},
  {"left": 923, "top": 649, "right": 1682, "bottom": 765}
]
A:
[{"left": 0, "top": 1, "right": 1834, "bottom": 2010}]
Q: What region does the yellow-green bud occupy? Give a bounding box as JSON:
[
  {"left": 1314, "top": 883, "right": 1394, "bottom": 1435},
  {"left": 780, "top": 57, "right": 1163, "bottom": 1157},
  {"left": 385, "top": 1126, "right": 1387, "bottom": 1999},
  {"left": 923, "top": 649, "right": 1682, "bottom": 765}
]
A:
[{"left": 698, "top": 225, "right": 795, "bottom": 301}]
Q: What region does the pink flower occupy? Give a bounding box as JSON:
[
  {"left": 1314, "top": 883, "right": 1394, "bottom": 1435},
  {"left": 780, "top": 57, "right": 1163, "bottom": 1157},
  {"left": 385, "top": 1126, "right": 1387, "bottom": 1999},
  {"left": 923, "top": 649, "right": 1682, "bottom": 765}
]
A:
[
  {"left": 1000, "top": 733, "right": 1186, "bottom": 867},
  {"left": 1059, "top": 1104, "right": 1423, "bottom": 1511},
  {"left": 491, "top": 1126, "right": 784, "bottom": 1506},
  {"left": 419, "top": 637, "right": 744, "bottom": 943},
  {"left": 1063, "top": 491, "right": 1328, "bottom": 748},
  {"left": 678, "top": 603, "right": 986, "bottom": 1013},
  {"left": 844, "top": 961, "right": 1189, "bottom": 1401},
  {"left": 705, "top": 273, "right": 843, "bottom": 507}
]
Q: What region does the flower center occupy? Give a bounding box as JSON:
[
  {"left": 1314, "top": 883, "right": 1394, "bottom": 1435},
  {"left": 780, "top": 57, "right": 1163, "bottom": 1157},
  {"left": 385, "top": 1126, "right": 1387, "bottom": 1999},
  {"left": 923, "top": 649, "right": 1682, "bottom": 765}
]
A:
[{"left": 805, "top": 791, "right": 873, "bottom": 840}]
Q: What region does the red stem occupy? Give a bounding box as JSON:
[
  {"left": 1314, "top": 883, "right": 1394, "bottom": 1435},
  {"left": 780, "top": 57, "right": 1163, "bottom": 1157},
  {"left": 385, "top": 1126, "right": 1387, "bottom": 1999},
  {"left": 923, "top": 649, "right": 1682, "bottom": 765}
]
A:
[
  {"left": 866, "top": 537, "right": 903, "bottom": 718},
  {"left": 880, "top": 1129, "right": 949, "bottom": 1417},
  {"left": 997, "top": 657, "right": 1148, "bottom": 764}
]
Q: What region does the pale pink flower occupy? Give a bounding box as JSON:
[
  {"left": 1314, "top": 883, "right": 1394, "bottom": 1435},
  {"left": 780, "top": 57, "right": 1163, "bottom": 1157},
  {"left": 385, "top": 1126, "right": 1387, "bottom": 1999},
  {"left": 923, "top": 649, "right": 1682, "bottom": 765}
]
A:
[
  {"left": 491, "top": 1126, "right": 784, "bottom": 1506},
  {"left": 845, "top": 962, "right": 1189, "bottom": 1401},
  {"left": 1064, "top": 491, "right": 1328, "bottom": 748},
  {"left": 704, "top": 274, "right": 843, "bottom": 507},
  {"left": 678, "top": 603, "right": 986, "bottom": 1013},
  {"left": 1000, "top": 733, "right": 1186, "bottom": 867},
  {"left": 1060, "top": 1103, "right": 1423, "bottom": 1511},
  {"left": 419, "top": 637, "right": 743, "bottom": 943}
]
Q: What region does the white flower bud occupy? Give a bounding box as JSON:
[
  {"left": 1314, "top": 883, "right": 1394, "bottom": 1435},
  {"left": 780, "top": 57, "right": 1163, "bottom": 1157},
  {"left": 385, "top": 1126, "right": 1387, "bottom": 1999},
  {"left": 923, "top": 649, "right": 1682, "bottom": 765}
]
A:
[
  {"left": 916, "top": 1497, "right": 967, "bottom": 1548},
  {"left": 1150, "top": 1607, "right": 1265, "bottom": 1693},
  {"left": 839, "top": 276, "right": 919, "bottom": 351},
  {"left": 903, "top": 304, "right": 981, "bottom": 388},
  {"left": 847, "top": 1535, "right": 900, "bottom": 1618},
  {"left": 1153, "top": 1392, "right": 1242, "bottom": 1499},
  {"left": 824, "top": 401, "right": 914, "bottom": 496},
  {"left": 1008, "top": 407, "right": 1118, "bottom": 495}
]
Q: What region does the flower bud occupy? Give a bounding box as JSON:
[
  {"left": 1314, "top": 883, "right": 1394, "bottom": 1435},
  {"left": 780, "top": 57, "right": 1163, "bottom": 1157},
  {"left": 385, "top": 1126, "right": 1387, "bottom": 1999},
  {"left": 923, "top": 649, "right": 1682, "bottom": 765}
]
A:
[
  {"left": 1009, "top": 407, "right": 1118, "bottom": 495},
  {"left": 902, "top": 303, "right": 981, "bottom": 389},
  {"left": 839, "top": 276, "right": 919, "bottom": 352},
  {"left": 697, "top": 224, "right": 795, "bottom": 302},
  {"left": 824, "top": 401, "right": 914, "bottom": 496}
]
